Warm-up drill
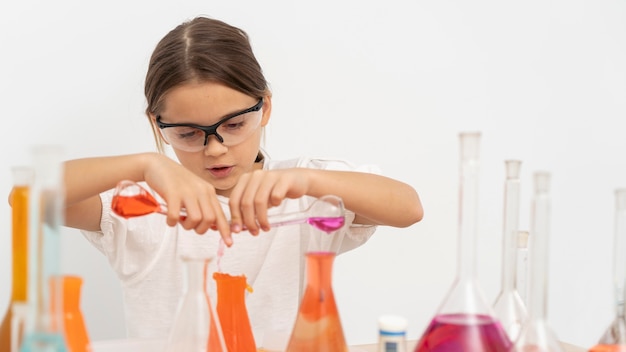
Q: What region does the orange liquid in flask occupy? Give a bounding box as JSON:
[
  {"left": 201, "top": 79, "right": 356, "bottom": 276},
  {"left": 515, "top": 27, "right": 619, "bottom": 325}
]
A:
[{"left": 213, "top": 272, "right": 256, "bottom": 352}]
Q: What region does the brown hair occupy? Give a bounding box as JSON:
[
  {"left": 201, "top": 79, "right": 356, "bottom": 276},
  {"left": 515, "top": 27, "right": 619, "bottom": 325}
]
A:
[{"left": 144, "top": 16, "right": 269, "bottom": 152}]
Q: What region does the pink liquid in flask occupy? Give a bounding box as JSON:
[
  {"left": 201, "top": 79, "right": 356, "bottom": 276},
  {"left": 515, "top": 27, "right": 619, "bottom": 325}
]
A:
[
  {"left": 415, "top": 313, "right": 512, "bottom": 352},
  {"left": 307, "top": 216, "right": 344, "bottom": 233}
]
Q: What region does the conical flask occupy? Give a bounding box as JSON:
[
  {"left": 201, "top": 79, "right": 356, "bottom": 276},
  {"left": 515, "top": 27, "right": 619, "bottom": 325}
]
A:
[
  {"left": 589, "top": 189, "right": 626, "bottom": 352},
  {"left": 0, "top": 166, "right": 33, "bottom": 352},
  {"left": 165, "top": 256, "right": 227, "bottom": 352},
  {"left": 514, "top": 172, "right": 564, "bottom": 352},
  {"left": 50, "top": 276, "right": 90, "bottom": 352},
  {"left": 414, "top": 132, "right": 512, "bottom": 352},
  {"left": 20, "top": 145, "right": 68, "bottom": 352},
  {"left": 285, "top": 251, "right": 348, "bottom": 352},
  {"left": 213, "top": 272, "right": 257, "bottom": 352},
  {"left": 492, "top": 160, "right": 528, "bottom": 341}
]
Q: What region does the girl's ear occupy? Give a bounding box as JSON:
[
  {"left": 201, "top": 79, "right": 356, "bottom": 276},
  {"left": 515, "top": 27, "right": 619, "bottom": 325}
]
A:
[{"left": 260, "top": 95, "right": 272, "bottom": 127}]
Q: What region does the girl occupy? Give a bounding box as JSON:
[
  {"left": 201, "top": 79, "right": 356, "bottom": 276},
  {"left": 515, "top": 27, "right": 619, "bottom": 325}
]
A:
[{"left": 62, "top": 16, "right": 423, "bottom": 344}]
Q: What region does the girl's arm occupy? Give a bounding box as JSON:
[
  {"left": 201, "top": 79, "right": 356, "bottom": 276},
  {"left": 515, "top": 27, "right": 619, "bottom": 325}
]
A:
[
  {"left": 63, "top": 153, "right": 232, "bottom": 243},
  {"left": 227, "top": 168, "right": 423, "bottom": 234}
]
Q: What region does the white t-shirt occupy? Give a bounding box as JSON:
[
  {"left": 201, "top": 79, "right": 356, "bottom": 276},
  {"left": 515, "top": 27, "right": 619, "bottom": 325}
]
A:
[{"left": 81, "top": 155, "right": 378, "bottom": 345}]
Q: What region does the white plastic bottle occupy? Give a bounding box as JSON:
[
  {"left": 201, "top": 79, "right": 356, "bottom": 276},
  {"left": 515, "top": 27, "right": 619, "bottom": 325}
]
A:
[{"left": 378, "top": 315, "right": 408, "bottom": 352}]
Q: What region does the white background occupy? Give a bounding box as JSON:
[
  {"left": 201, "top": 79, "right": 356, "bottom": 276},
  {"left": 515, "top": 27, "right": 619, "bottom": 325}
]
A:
[{"left": 1, "top": 0, "right": 625, "bottom": 348}]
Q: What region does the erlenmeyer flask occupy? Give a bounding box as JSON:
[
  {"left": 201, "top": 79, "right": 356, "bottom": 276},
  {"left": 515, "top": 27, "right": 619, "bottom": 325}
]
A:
[
  {"left": 493, "top": 160, "right": 527, "bottom": 341},
  {"left": 0, "top": 166, "right": 33, "bottom": 352},
  {"left": 514, "top": 172, "right": 564, "bottom": 352},
  {"left": 213, "top": 272, "right": 256, "bottom": 352},
  {"left": 414, "top": 132, "right": 512, "bottom": 352},
  {"left": 165, "top": 256, "right": 227, "bottom": 352},
  {"left": 285, "top": 251, "right": 348, "bottom": 352},
  {"left": 20, "top": 145, "right": 68, "bottom": 352},
  {"left": 589, "top": 189, "right": 626, "bottom": 352},
  {"left": 50, "top": 276, "right": 90, "bottom": 352}
]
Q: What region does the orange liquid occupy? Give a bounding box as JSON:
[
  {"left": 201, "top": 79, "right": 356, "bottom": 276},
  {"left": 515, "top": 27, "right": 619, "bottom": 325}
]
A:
[
  {"left": 111, "top": 193, "right": 161, "bottom": 218},
  {"left": 0, "top": 185, "right": 30, "bottom": 351},
  {"left": 285, "top": 252, "right": 348, "bottom": 352},
  {"left": 589, "top": 344, "right": 626, "bottom": 352},
  {"left": 50, "top": 276, "right": 91, "bottom": 352},
  {"left": 214, "top": 272, "right": 257, "bottom": 352}
]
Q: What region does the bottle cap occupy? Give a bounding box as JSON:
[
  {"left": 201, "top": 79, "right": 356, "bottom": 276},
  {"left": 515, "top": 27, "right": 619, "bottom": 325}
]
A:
[{"left": 378, "top": 315, "right": 407, "bottom": 335}]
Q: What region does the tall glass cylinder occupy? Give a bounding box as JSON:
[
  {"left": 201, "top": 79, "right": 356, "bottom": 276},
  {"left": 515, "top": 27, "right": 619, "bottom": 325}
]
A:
[
  {"left": 20, "top": 145, "right": 67, "bottom": 352},
  {"left": 589, "top": 189, "right": 626, "bottom": 351},
  {"left": 0, "top": 166, "right": 34, "bottom": 352},
  {"left": 516, "top": 230, "right": 530, "bottom": 308},
  {"left": 414, "top": 132, "right": 512, "bottom": 351},
  {"left": 514, "top": 172, "right": 563, "bottom": 352},
  {"left": 492, "top": 160, "right": 527, "bottom": 341}
]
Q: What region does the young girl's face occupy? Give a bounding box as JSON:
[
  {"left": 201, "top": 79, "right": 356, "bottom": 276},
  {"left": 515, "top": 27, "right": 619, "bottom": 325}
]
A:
[{"left": 153, "top": 81, "right": 271, "bottom": 197}]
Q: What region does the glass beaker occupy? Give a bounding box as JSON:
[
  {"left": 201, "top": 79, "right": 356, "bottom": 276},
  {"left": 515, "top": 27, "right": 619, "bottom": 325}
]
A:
[
  {"left": 20, "top": 145, "right": 68, "bottom": 352},
  {"left": 165, "top": 256, "right": 227, "bottom": 352},
  {"left": 213, "top": 272, "right": 256, "bottom": 352},
  {"left": 492, "top": 160, "right": 527, "bottom": 341},
  {"left": 285, "top": 251, "right": 348, "bottom": 352},
  {"left": 514, "top": 172, "right": 564, "bottom": 352},
  {"left": 0, "top": 166, "right": 34, "bottom": 352},
  {"left": 589, "top": 189, "right": 626, "bottom": 352},
  {"left": 414, "top": 132, "right": 512, "bottom": 352}
]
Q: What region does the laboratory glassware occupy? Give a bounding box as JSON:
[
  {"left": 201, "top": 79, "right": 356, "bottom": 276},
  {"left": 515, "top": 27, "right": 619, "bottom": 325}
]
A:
[
  {"left": 20, "top": 146, "right": 68, "bottom": 352},
  {"left": 165, "top": 256, "right": 227, "bottom": 352},
  {"left": 589, "top": 189, "right": 626, "bottom": 352},
  {"left": 50, "top": 276, "right": 90, "bottom": 352},
  {"left": 285, "top": 251, "right": 348, "bottom": 352},
  {"left": 111, "top": 180, "right": 346, "bottom": 233},
  {"left": 0, "top": 167, "right": 34, "bottom": 352},
  {"left": 514, "top": 172, "right": 563, "bottom": 352},
  {"left": 414, "top": 132, "right": 512, "bottom": 352},
  {"left": 213, "top": 272, "right": 256, "bottom": 352},
  {"left": 516, "top": 231, "right": 530, "bottom": 308},
  {"left": 492, "top": 160, "right": 527, "bottom": 341},
  {"left": 378, "top": 315, "right": 408, "bottom": 352}
]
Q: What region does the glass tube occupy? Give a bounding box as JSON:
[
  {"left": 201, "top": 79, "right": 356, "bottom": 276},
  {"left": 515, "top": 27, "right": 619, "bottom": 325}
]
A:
[
  {"left": 19, "top": 145, "right": 68, "bottom": 352},
  {"left": 589, "top": 189, "right": 626, "bottom": 351},
  {"left": 493, "top": 160, "right": 527, "bottom": 341},
  {"left": 414, "top": 132, "right": 512, "bottom": 351},
  {"left": 0, "top": 166, "right": 34, "bottom": 352},
  {"left": 516, "top": 230, "right": 530, "bottom": 308},
  {"left": 514, "top": 172, "right": 563, "bottom": 352}
]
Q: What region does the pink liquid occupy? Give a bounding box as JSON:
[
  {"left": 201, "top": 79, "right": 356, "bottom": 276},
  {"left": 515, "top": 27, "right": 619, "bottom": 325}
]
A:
[
  {"left": 415, "top": 313, "right": 512, "bottom": 352},
  {"left": 307, "top": 216, "right": 345, "bottom": 233}
]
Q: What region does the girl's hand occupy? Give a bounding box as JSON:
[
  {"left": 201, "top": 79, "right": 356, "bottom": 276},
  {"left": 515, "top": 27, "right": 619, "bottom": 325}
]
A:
[
  {"left": 143, "top": 154, "right": 233, "bottom": 245},
  {"left": 228, "top": 168, "right": 309, "bottom": 235}
]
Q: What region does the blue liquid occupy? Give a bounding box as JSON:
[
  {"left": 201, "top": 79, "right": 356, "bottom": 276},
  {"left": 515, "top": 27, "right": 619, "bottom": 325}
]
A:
[{"left": 20, "top": 332, "right": 67, "bottom": 352}]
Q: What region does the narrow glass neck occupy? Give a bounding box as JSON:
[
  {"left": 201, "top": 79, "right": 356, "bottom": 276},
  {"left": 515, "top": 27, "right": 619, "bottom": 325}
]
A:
[
  {"left": 183, "top": 258, "right": 209, "bottom": 293},
  {"left": 501, "top": 161, "right": 522, "bottom": 290},
  {"left": 306, "top": 252, "right": 335, "bottom": 289},
  {"left": 614, "top": 189, "right": 626, "bottom": 317},
  {"left": 457, "top": 133, "right": 480, "bottom": 280},
  {"left": 527, "top": 172, "right": 550, "bottom": 321}
]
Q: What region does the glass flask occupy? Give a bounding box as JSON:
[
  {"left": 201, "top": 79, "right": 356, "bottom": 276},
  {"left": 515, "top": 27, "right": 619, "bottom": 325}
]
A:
[
  {"left": 165, "top": 256, "right": 227, "bottom": 352},
  {"left": 589, "top": 189, "right": 626, "bottom": 352},
  {"left": 414, "top": 132, "right": 512, "bottom": 352},
  {"left": 285, "top": 251, "right": 348, "bottom": 352},
  {"left": 50, "top": 276, "right": 90, "bottom": 352},
  {"left": 0, "top": 167, "right": 34, "bottom": 352},
  {"left": 111, "top": 180, "right": 346, "bottom": 233},
  {"left": 492, "top": 160, "right": 527, "bottom": 341},
  {"left": 20, "top": 146, "right": 68, "bottom": 352},
  {"left": 514, "top": 172, "right": 564, "bottom": 352},
  {"left": 213, "top": 272, "right": 256, "bottom": 352}
]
